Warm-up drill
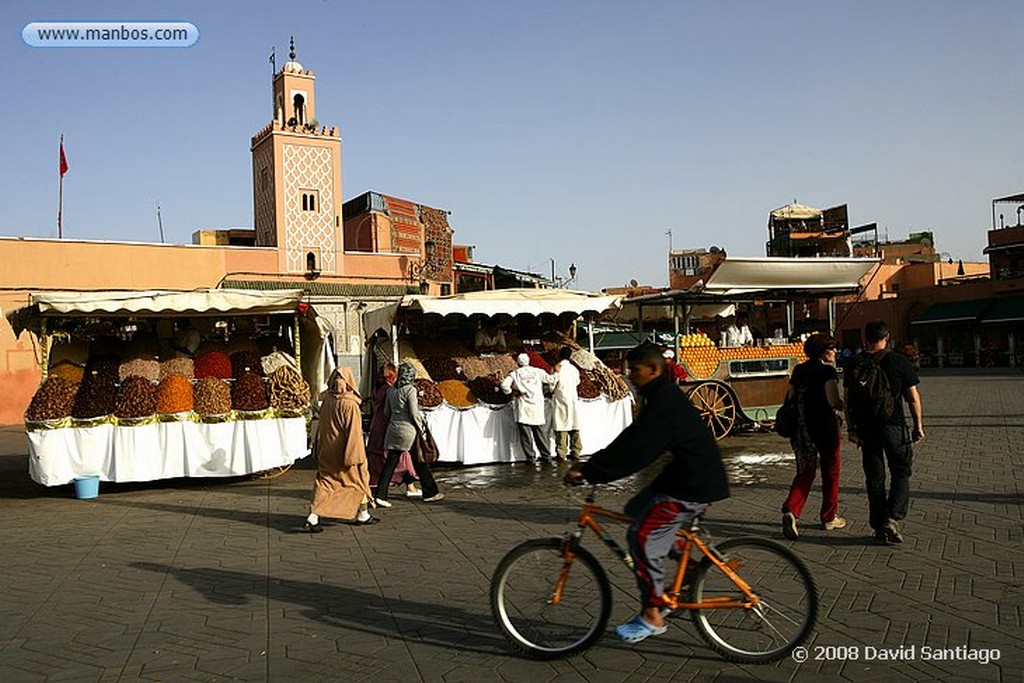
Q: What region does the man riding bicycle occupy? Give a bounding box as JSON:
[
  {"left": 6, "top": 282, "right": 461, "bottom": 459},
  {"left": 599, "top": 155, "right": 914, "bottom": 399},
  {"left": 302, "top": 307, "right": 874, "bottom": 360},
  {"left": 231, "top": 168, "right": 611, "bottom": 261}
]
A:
[{"left": 564, "top": 343, "right": 730, "bottom": 643}]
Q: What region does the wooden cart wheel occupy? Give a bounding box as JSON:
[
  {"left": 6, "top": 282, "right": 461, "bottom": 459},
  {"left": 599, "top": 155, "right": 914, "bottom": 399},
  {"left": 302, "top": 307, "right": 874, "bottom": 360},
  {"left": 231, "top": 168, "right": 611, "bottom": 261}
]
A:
[{"left": 687, "top": 381, "right": 736, "bottom": 440}]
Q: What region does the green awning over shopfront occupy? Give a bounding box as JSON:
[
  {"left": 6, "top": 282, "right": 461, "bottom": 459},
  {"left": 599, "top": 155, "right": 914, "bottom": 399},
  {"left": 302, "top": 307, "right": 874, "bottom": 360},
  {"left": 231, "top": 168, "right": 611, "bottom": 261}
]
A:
[
  {"left": 911, "top": 299, "right": 992, "bottom": 325},
  {"left": 980, "top": 296, "right": 1024, "bottom": 324}
]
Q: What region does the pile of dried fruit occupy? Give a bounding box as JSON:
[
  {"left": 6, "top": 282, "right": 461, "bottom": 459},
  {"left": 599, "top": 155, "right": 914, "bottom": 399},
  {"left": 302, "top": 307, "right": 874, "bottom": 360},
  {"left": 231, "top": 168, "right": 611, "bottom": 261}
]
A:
[
  {"left": 467, "top": 376, "right": 511, "bottom": 405},
  {"left": 437, "top": 379, "right": 478, "bottom": 408},
  {"left": 26, "top": 377, "right": 79, "bottom": 421},
  {"left": 413, "top": 378, "right": 443, "bottom": 408},
  {"left": 159, "top": 357, "right": 194, "bottom": 381},
  {"left": 267, "top": 366, "right": 310, "bottom": 410},
  {"left": 119, "top": 357, "right": 160, "bottom": 383},
  {"left": 194, "top": 378, "right": 232, "bottom": 416},
  {"left": 194, "top": 351, "right": 233, "bottom": 380},
  {"left": 232, "top": 371, "right": 269, "bottom": 411},
  {"left": 156, "top": 374, "right": 194, "bottom": 414},
  {"left": 72, "top": 361, "right": 119, "bottom": 418},
  {"left": 576, "top": 371, "right": 601, "bottom": 399},
  {"left": 420, "top": 356, "right": 461, "bottom": 382},
  {"left": 116, "top": 376, "right": 157, "bottom": 419},
  {"left": 230, "top": 350, "right": 264, "bottom": 378},
  {"left": 49, "top": 361, "right": 85, "bottom": 384}
]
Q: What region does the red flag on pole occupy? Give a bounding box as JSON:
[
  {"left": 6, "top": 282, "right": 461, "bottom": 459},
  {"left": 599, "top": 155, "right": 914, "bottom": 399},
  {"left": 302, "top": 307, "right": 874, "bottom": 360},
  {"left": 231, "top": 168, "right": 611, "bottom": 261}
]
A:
[{"left": 60, "top": 138, "right": 69, "bottom": 177}]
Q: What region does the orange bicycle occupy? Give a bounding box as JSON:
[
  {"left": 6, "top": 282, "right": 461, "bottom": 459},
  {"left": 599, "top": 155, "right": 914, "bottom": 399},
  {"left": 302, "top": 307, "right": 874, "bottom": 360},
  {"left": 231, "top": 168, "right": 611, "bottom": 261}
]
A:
[{"left": 490, "top": 487, "right": 818, "bottom": 662}]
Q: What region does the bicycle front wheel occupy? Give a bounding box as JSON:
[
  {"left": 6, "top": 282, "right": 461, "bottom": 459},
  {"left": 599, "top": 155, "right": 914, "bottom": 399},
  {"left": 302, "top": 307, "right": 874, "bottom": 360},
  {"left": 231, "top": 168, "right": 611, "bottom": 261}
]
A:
[
  {"left": 691, "top": 537, "right": 818, "bottom": 664},
  {"left": 490, "top": 538, "right": 611, "bottom": 659}
]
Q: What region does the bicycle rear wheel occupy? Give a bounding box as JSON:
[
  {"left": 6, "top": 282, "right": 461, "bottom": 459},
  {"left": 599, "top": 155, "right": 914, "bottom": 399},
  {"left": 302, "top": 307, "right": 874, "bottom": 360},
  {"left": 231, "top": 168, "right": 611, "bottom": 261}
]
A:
[
  {"left": 690, "top": 537, "right": 817, "bottom": 664},
  {"left": 490, "top": 538, "right": 611, "bottom": 659}
]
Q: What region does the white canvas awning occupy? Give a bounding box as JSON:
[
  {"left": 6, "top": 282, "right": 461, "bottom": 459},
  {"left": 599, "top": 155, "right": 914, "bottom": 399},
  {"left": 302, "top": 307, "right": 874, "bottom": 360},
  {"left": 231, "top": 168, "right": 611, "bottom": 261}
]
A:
[
  {"left": 362, "top": 288, "right": 622, "bottom": 337},
  {"left": 770, "top": 203, "right": 822, "bottom": 220},
  {"left": 702, "top": 258, "right": 878, "bottom": 296},
  {"left": 26, "top": 289, "right": 306, "bottom": 316}
]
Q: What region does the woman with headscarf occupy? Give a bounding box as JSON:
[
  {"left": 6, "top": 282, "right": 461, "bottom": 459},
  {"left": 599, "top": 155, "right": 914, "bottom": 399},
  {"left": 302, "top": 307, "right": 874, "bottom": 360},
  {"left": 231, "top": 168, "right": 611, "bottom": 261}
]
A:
[
  {"left": 375, "top": 362, "right": 444, "bottom": 505},
  {"left": 367, "top": 362, "right": 421, "bottom": 497},
  {"left": 303, "top": 366, "right": 379, "bottom": 532}
]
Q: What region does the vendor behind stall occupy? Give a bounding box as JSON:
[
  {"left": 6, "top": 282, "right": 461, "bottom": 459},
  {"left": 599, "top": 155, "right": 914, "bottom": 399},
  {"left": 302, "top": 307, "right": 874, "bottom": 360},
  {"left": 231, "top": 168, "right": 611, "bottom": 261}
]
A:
[
  {"left": 474, "top": 320, "right": 507, "bottom": 354},
  {"left": 724, "top": 313, "right": 754, "bottom": 347}
]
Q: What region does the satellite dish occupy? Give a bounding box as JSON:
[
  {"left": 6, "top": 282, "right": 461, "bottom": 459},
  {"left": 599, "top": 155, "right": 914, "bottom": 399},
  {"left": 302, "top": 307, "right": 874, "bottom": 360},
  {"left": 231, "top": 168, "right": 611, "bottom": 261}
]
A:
[
  {"left": 287, "top": 117, "right": 298, "bottom": 127},
  {"left": 629, "top": 278, "right": 639, "bottom": 287},
  {"left": 709, "top": 245, "right": 720, "bottom": 253},
  {"left": 920, "top": 237, "right": 933, "bottom": 248}
]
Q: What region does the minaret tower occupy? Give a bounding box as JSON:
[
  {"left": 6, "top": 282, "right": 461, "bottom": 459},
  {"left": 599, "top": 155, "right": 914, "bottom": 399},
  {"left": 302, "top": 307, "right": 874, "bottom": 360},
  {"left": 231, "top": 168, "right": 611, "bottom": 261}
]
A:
[{"left": 251, "top": 38, "right": 343, "bottom": 275}]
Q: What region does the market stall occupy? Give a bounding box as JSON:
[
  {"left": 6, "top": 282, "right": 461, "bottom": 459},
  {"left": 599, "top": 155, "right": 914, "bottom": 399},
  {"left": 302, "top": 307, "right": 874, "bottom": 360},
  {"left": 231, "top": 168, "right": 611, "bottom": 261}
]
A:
[
  {"left": 362, "top": 288, "right": 633, "bottom": 464},
  {"left": 7, "top": 289, "right": 329, "bottom": 486}
]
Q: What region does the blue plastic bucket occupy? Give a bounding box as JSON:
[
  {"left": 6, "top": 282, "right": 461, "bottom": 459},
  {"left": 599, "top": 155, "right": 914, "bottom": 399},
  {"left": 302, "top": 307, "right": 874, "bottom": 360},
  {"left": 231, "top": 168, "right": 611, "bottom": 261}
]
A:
[{"left": 73, "top": 475, "right": 100, "bottom": 500}]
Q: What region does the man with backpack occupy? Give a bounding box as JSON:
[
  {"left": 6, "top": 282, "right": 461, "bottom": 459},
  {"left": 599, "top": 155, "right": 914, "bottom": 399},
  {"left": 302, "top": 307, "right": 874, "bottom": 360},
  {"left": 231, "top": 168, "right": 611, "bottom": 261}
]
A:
[{"left": 844, "top": 320, "right": 925, "bottom": 544}]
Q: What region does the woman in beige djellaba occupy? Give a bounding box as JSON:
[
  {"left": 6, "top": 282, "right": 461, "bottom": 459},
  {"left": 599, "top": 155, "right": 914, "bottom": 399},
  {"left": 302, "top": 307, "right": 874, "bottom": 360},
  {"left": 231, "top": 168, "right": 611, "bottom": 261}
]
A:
[{"left": 303, "top": 367, "right": 380, "bottom": 532}]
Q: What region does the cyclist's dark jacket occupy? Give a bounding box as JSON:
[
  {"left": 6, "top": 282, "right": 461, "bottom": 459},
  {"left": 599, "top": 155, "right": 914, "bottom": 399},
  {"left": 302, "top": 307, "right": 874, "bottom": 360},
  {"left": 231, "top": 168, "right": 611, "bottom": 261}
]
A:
[{"left": 580, "top": 372, "right": 729, "bottom": 503}]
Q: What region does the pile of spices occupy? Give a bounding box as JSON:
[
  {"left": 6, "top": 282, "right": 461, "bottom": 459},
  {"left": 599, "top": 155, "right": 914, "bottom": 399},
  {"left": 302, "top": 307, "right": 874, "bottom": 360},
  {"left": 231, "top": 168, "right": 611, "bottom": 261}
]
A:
[
  {"left": 436, "top": 379, "right": 478, "bottom": 408},
  {"left": 267, "top": 366, "right": 310, "bottom": 410},
  {"left": 590, "top": 365, "right": 631, "bottom": 401},
  {"left": 49, "top": 361, "right": 85, "bottom": 384},
  {"left": 72, "top": 364, "right": 118, "bottom": 418},
  {"left": 576, "top": 371, "right": 602, "bottom": 399},
  {"left": 467, "top": 376, "right": 511, "bottom": 405},
  {"left": 194, "top": 378, "right": 232, "bottom": 416},
  {"left": 400, "top": 357, "right": 431, "bottom": 380},
  {"left": 413, "top": 378, "right": 443, "bottom": 408},
  {"left": 116, "top": 376, "right": 157, "bottom": 419},
  {"left": 159, "top": 357, "right": 195, "bottom": 381},
  {"left": 420, "top": 356, "right": 461, "bottom": 382},
  {"left": 156, "top": 374, "right": 194, "bottom": 414},
  {"left": 194, "top": 340, "right": 226, "bottom": 357},
  {"left": 525, "top": 350, "right": 552, "bottom": 373},
  {"left": 230, "top": 350, "right": 265, "bottom": 378},
  {"left": 194, "top": 351, "right": 233, "bottom": 380},
  {"left": 26, "top": 377, "right": 79, "bottom": 421},
  {"left": 232, "top": 371, "right": 269, "bottom": 411},
  {"left": 119, "top": 357, "right": 160, "bottom": 383}
]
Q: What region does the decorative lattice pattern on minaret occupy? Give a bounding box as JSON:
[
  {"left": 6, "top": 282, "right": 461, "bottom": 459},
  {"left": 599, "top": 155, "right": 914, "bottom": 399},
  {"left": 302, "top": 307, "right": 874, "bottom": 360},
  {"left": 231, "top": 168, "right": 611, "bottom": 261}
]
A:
[
  {"left": 253, "top": 145, "right": 276, "bottom": 246},
  {"left": 282, "top": 144, "right": 336, "bottom": 273}
]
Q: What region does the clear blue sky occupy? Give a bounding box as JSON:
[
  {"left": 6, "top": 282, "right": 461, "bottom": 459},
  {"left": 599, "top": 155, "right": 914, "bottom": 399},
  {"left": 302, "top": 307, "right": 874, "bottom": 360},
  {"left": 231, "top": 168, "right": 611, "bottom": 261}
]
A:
[{"left": 2, "top": 0, "right": 1022, "bottom": 291}]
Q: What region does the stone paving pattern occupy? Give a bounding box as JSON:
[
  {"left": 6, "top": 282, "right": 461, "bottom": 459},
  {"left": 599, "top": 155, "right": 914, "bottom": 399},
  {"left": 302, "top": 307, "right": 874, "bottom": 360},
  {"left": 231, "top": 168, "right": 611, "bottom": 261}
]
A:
[{"left": 0, "top": 372, "right": 1020, "bottom": 682}]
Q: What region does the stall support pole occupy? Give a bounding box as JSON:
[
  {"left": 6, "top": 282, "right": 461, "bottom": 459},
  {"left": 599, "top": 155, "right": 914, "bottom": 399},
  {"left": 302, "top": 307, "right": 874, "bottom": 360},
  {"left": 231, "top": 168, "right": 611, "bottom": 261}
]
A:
[
  {"left": 638, "top": 304, "right": 644, "bottom": 338},
  {"left": 672, "top": 303, "right": 680, "bottom": 348},
  {"left": 786, "top": 302, "right": 795, "bottom": 337},
  {"left": 826, "top": 297, "right": 836, "bottom": 335},
  {"left": 294, "top": 314, "right": 302, "bottom": 374},
  {"left": 40, "top": 318, "right": 49, "bottom": 381},
  {"left": 391, "top": 322, "right": 400, "bottom": 367},
  {"left": 587, "top": 314, "right": 595, "bottom": 354}
]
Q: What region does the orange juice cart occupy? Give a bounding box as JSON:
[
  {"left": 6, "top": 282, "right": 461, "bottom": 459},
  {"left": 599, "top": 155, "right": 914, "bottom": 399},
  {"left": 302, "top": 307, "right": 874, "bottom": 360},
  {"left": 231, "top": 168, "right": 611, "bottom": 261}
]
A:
[{"left": 623, "top": 257, "right": 879, "bottom": 439}]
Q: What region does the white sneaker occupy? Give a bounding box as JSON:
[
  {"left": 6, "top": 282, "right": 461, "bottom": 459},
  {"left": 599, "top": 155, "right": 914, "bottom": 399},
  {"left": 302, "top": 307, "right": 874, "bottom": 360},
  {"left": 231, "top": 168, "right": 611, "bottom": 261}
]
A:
[
  {"left": 422, "top": 493, "right": 446, "bottom": 503},
  {"left": 374, "top": 498, "right": 393, "bottom": 508},
  {"left": 823, "top": 516, "right": 847, "bottom": 531},
  {"left": 405, "top": 489, "right": 423, "bottom": 498}
]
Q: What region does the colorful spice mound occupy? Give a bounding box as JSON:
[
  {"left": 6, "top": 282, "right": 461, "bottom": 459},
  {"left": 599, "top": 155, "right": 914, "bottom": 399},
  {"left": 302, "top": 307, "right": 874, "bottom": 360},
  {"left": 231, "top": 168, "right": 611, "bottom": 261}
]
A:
[
  {"left": 267, "top": 366, "right": 310, "bottom": 410},
  {"left": 194, "top": 351, "right": 233, "bottom": 380},
  {"left": 156, "top": 374, "right": 194, "bottom": 414},
  {"left": 72, "top": 362, "right": 119, "bottom": 418},
  {"left": 437, "top": 379, "right": 478, "bottom": 408},
  {"left": 116, "top": 376, "right": 157, "bottom": 419},
  {"left": 194, "top": 378, "right": 232, "bottom": 416},
  {"left": 230, "top": 350, "right": 265, "bottom": 378},
  {"left": 194, "top": 340, "right": 226, "bottom": 358},
  {"left": 26, "top": 377, "right": 79, "bottom": 421},
  {"left": 49, "top": 361, "right": 85, "bottom": 384},
  {"left": 525, "top": 349, "right": 552, "bottom": 373},
  {"left": 232, "top": 371, "right": 269, "bottom": 411},
  {"left": 454, "top": 354, "right": 517, "bottom": 381},
  {"left": 159, "top": 357, "right": 194, "bottom": 381},
  {"left": 413, "top": 378, "right": 443, "bottom": 408},
  {"left": 467, "top": 376, "right": 512, "bottom": 405},
  {"left": 119, "top": 357, "right": 160, "bottom": 383}
]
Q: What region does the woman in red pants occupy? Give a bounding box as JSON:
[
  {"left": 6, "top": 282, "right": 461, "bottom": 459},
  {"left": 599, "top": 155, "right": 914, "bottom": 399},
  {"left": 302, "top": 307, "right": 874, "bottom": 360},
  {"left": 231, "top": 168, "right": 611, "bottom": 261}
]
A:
[{"left": 781, "top": 334, "right": 846, "bottom": 540}]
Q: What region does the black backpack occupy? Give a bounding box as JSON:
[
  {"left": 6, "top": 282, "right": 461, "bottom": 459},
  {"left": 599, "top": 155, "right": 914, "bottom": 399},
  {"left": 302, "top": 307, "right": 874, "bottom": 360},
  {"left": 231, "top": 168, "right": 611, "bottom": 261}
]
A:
[{"left": 847, "top": 350, "right": 897, "bottom": 429}]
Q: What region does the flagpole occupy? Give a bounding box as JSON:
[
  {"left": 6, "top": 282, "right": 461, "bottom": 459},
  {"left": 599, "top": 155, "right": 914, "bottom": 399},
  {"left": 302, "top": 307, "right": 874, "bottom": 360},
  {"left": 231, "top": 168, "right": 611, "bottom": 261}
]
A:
[{"left": 58, "top": 134, "right": 65, "bottom": 239}]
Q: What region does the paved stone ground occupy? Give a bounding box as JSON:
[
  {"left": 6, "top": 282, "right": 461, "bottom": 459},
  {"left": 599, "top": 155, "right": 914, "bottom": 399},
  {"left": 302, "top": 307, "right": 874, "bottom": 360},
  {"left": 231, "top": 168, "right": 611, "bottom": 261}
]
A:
[{"left": 0, "top": 372, "right": 1021, "bottom": 682}]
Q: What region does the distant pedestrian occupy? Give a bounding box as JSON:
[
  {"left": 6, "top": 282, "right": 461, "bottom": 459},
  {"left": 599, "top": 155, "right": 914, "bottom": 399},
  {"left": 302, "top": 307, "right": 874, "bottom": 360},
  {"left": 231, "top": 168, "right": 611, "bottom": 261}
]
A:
[
  {"left": 844, "top": 321, "right": 924, "bottom": 544},
  {"left": 367, "top": 362, "right": 420, "bottom": 498},
  {"left": 662, "top": 349, "right": 687, "bottom": 384},
  {"left": 376, "top": 362, "right": 444, "bottom": 505},
  {"left": 501, "top": 353, "right": 557, "bottom": 463},
  {"left": 551, "top": 346, "right": 582, "bottom": 461},
  {"left": 304, "top": 367, "right": 378, "bottom": 533},
  {"left": 781, "top": 334, "right": 846, "bottom": 540}
]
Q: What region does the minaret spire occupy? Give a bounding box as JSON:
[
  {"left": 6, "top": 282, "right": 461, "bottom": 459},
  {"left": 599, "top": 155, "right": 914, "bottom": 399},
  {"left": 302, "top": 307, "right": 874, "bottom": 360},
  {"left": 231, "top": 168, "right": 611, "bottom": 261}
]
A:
[{"left": 289, "top": 36, "right": 296, "bottom": 61}]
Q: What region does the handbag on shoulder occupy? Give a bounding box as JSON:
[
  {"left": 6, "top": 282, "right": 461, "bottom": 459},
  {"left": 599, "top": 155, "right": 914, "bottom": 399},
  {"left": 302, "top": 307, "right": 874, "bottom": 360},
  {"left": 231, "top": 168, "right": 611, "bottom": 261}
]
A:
[{"left": 412, "top": 424, "right": 440, "bottom": 464}]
